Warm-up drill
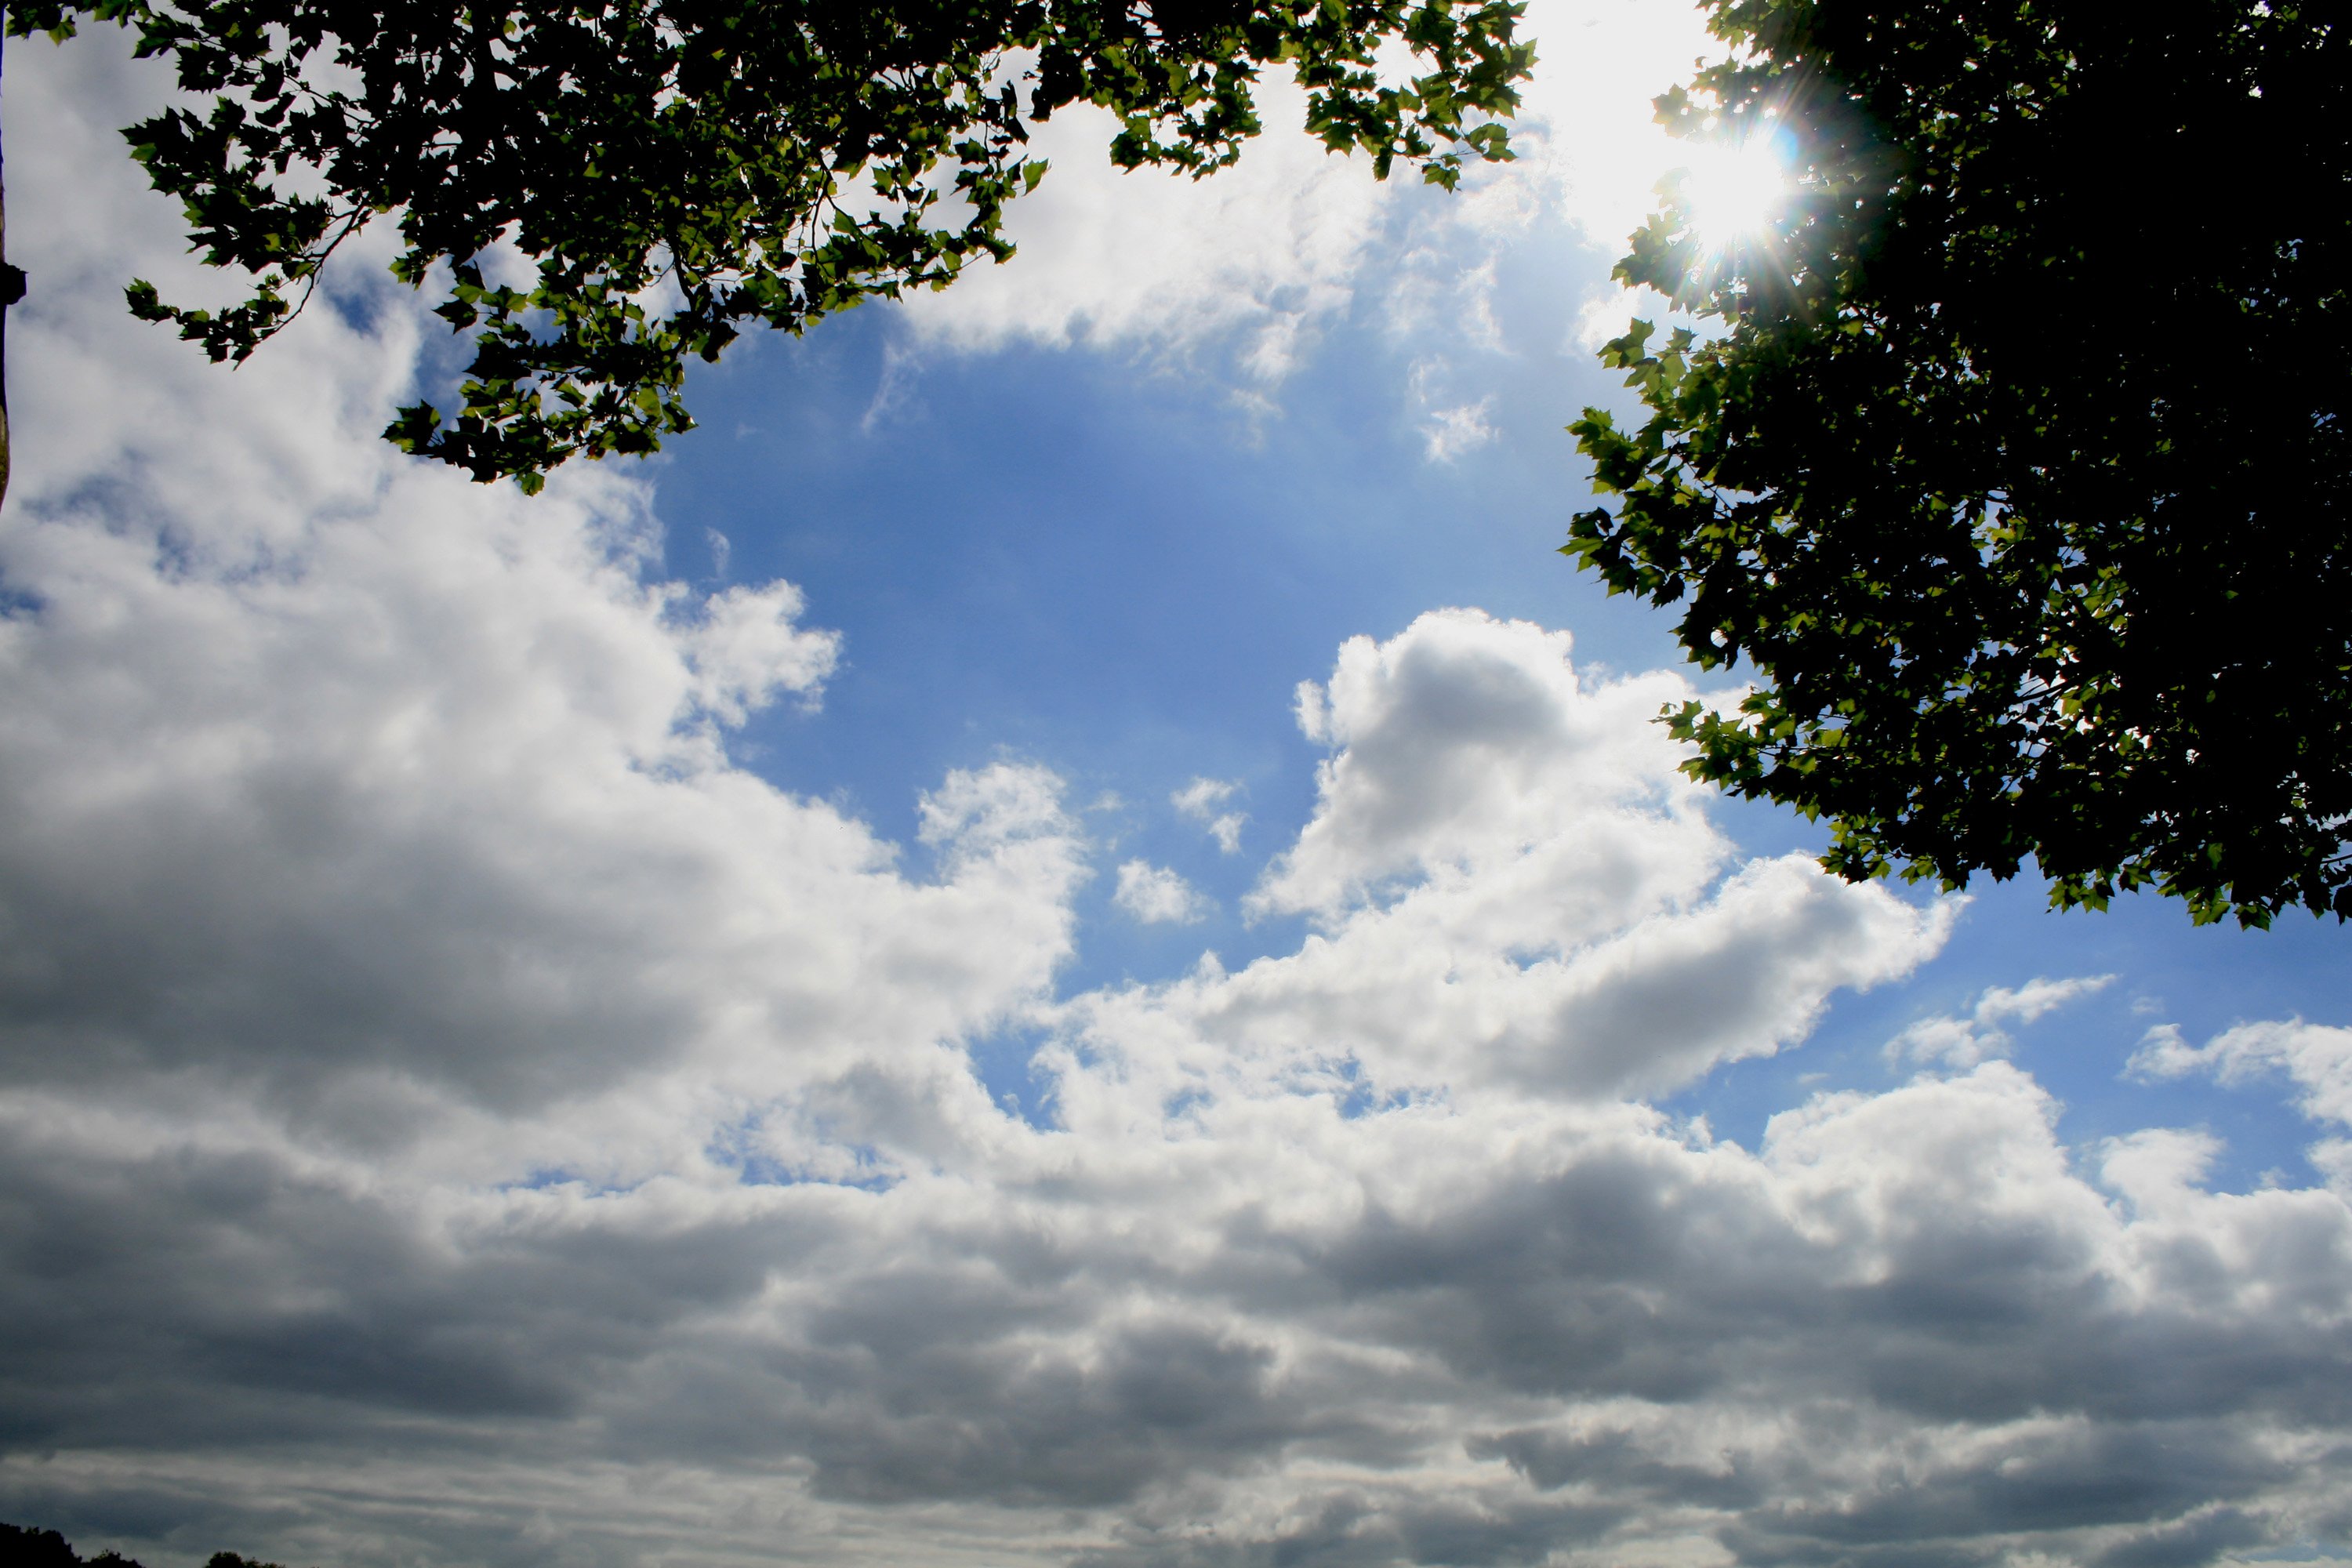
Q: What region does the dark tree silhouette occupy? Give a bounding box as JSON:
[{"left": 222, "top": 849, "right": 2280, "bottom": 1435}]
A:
[
  {"left": 0, "top": 1519, "right": 284, "bottom": 1567},
  {"left": 1570, "top": 0, "right": 2350, "bottom": 927}
]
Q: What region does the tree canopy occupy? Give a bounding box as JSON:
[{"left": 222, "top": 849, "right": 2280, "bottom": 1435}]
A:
[
  {"left": 1568, "top": 0, "right": 2349, "bottom": 927},
  {"left": 9, "top": 0, "right": 1530, "bottom": 490}
]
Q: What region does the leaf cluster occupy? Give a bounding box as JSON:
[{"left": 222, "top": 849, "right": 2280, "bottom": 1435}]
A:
[
  {"left": 13, "top": 0, "right": 1533, "bottom": 489},
  {"left": 1568, "top": 0, "right": 2351, "bottom": 926}
]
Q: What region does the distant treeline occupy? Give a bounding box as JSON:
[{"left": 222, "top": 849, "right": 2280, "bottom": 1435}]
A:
[{"left": 1, "top": 1522, "right": 286, "bottom": 1568}]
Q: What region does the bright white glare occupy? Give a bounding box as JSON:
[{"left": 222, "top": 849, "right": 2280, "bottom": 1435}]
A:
[{"left": 1675, "top": 132, "right": 1793, "bottom": 246}]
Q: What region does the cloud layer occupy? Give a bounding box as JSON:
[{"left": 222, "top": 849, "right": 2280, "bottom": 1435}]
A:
[{"left": 3, "top": 27, "right": 2350, "bottom": 1568}]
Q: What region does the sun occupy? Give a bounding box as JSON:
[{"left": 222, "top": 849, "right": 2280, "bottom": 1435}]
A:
[{"left": 1673, "top": 130, "right": 1794, "bottom": 248}]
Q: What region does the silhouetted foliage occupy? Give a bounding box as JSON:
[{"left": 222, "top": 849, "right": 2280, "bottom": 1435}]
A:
[
  {"left": 1569, "top": 0, "right": 2350, "bottom": 927},
  {"left": 6, "top": 0, "right": 1531, "bottom": 490},
  {"left": 0, "top": 1523, "right": 89, "bottom": 1568},
  {"left": 0, "top": 1520, "right": 285, "bottom": 1568}
]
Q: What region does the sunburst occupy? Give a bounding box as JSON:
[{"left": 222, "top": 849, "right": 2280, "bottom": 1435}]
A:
[{"left": 1671, "top": 127, "right": 1795, "bottom": 250}]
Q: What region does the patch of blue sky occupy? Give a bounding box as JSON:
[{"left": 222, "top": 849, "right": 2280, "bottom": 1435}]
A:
[
  {"left": 964, "top": 1019, "right": 1065, "bottom": 1131},
  {"left": 1162, "top": 1084, "right": 1214, "bottom": 1125},
  {"left": 1323, "top": 1055, "right": 1418, "bottom": 1121}
]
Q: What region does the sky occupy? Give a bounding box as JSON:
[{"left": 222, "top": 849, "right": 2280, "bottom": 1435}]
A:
[{"left": 2, "top": 5, "right": 2350, "bottom": 1567}]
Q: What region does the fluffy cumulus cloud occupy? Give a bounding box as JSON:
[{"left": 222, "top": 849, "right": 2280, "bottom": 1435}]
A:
[{"left": 8, "top": 31, "right": 2352, "bottom": 1568}]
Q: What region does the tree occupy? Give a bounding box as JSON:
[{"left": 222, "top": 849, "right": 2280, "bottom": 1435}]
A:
[
  {"left": 0, "top": 1520, "right": 285, "bottom": 1567},
  {"left": 0, "top": 0, "right": 1530, "bottom": 504},
  {"left": 1567, "top": 0, "right": 2350, "bottom": 927}
]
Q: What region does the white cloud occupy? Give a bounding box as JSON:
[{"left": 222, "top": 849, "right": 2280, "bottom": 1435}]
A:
[
  {"left": 1174, "top": 776, "right": 1248, "bottom": 855},
  {"left": 1171, "top": 776, "right": 1237, "bottom": 816},
  {"left": 895, "top": 74, "right": 1388, "bottom": 387},
  {"left": 1115, "top": 860, "right": 1208, "bottom": 925},
  {"left": 1419, "top": 397, "right": 1498, "bottom": 463},
  {"left": 1406, "top": 354, "right": 1503, "bottom": 464},
  {"left": 2132, "top": 1018, "right": 2352, "bottom": 1129},
  {"left": 1572, "top": 279, "right": 1684, "bottom": 351},
  {"left": 6, "top": 31, "right": 2352, "bottom": 1568},
  {"left": 1253, "top": 608, "right": 1708, "bottom": 921},
  {"left": 1888, "top": 973, "right": 2117, "bottom": 1069},
  {"left": 679, "top": 580, "right": 840, "bottom": 725},
  {"left": 1381, "top": 249, "right": 1511, "bottom": 358},
  {"left": 1085, "top": 611, "right": 1955, "bottom": 1109}
]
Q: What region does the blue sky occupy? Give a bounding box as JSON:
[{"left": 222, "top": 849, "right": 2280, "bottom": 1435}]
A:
[{"left": 3, "top": 4, "right": 2350, "bottom": 1566}]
